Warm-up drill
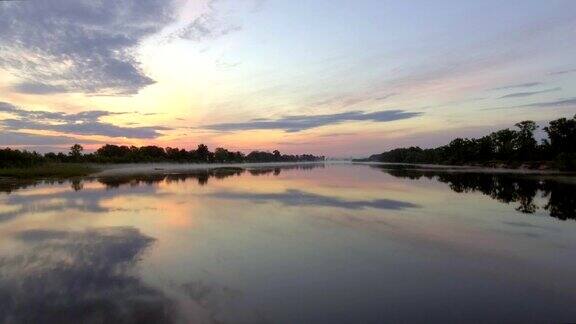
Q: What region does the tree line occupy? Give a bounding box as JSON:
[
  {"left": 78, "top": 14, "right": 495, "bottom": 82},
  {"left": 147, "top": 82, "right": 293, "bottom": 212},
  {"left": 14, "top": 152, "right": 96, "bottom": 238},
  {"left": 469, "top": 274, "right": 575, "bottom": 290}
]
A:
[
  {"left": 362, "top": 115, "right": 576, "bottom": 170},
  {"left": 0, "top": 144, "right": 325, "bottom": 168}
]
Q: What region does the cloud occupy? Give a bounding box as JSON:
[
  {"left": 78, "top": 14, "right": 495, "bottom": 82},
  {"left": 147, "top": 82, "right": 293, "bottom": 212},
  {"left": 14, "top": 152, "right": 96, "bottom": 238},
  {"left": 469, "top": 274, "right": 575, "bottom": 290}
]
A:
[
  {"left": 317, "top": 132, "right": 357, "bottom": 138},
  {"left": 2, "top": 119, "right": 170, "bottom": 139},
  {"left": 0, "top": 131, "right": 104, "bottom": 146},
  {"left": 175, "top": 13, "right": 242, "bottom": 42},
  {"left": 166, "top": 0, "right": 243, "bottom": 43},
  {"left": 549, "top": 68, "right": 576, "bottom": 76},
  {"left": 0, "top": 102, "right": 170, "bottom": 139},
  {"left": 489, "top": 82, "right": 543, "bottom": 91},
  {"left": 210, "top": 189, "right": 420, "bottom": 210},
  {"left": 203, "top": 109, "right": 422, "bottom": 133},
  {"left": 10, "top": 82, "right": 69, "bottom": 95},
  {"left": 0, "top": 0, "right": 178, "bottom": 95},
  {"left": 519, "top": 97, "right": 576, "bottom": 108},
  {"left": 0, "top": 180, "right": 163, "bottom": 222},
  {"left": 374, "top": 93, "right": 398, "bottom": 101},
  {"left": 498, "top": 87, "right": 561, "bottom": 99},
  {"left": 483, "top": 97, "right": 576, "bottom": 111}
]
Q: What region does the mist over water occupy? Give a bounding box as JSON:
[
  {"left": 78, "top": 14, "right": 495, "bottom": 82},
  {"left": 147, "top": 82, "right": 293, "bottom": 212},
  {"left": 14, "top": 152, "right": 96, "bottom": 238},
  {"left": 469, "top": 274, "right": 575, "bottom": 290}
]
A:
[{"left": 1, "top": 163, "right": 575, "bottom": 323}]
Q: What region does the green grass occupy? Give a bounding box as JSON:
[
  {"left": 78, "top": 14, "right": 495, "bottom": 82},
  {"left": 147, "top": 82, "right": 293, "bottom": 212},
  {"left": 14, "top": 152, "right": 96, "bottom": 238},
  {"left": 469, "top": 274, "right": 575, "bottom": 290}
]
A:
[{"left": 0, "top": 163, "right": 99, "bottom": 179}]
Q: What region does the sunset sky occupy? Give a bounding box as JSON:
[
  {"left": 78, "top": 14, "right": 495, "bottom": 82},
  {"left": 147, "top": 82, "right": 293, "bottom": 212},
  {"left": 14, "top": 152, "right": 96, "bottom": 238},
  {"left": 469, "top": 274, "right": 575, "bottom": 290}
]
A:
[{"left": 1, "top": 0, "right": 575, "bottom": 157}]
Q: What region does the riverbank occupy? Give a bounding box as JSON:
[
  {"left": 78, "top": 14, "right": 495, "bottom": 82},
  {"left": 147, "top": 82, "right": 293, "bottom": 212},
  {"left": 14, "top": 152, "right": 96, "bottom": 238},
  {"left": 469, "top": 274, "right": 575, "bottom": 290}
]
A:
[
  {"left": 0, "top": 163, "right": 99, "bottom": 179},
  {"left": 93, "top": 161, "right": 327, "bottom": 177},
  {"left": 0, "top": 161, "right": 327, "bottom": 179},
  {"left": 2, "top": 160, "right": 574, "bottom": 180},
  {"left": 351, "top": 161, "right": 576, "bottom": 175}
]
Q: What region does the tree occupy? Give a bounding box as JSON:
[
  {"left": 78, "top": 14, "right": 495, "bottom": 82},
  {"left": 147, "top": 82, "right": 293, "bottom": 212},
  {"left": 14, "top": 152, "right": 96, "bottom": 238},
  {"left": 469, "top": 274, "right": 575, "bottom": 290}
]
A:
[
  {"left": 69, "top": 144, "right": 84, "bottom": 161},
  {"left": 96, "top": 144, "right": 131, "bottom": 162},
  {"left": 514, "top": 121, "right": 538, "bottom": 160},
  {"left": 196, "top": 144, "right": 210, "bottom": 162},
  {"left": 214, "top": 147, "right": 230, "bottom": 163},
  {"left": 273, "top": 150, "right": 281, "bottom": 161},
  {"left": 138, "top": 146, "right": 166, "bottom": 161},
  {"left": 544, "top": 115, "right": 576, "bottom": 155},
  {"left": 476, "top": 135, "right": 495, "bottom": 161},
  {"left": 370, "top": 116, "right": 575, "bottom": 168},
  {"left": 491, "top": 129, "right": 517, "bottom": 160}
]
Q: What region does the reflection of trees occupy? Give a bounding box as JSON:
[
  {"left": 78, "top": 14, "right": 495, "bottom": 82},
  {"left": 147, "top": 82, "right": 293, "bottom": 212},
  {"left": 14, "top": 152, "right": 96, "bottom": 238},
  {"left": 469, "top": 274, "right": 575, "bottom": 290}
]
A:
[
  {"left": 248, "top": 168, "right": 279, "bottom": 176},
  {"left": 98, "top": 168, "right": 245, "bottom": 188},
  {"left": 373, "top": 165, "right": 576, "bottom": 221},
  {"left": 96, "top": 165, "right": 326, "bottom": 188},
  {"left": 542, "top": 182, "right": 576, "bottom": 221},
  {"left": 0, "top": 164, "right": 328, "bottom": 194},
  {"left": 0, "top": 227, "right": 176, "bottom": 323},
  {"left": 0, "top": 164, "right": 330, "bottom": 223},
  {"left": 247, "top": 164, "right": 325, "bottom": 176},
  {"left": 279, "top": 163, "right": 325, "bottom": 171},
  {"left": 71, "top": 179, "right": 83, "bottom": 191},
  {"left": 0, "top": 179, "right": 63, "bottom": 194},
  {"left": 0, "top": 180, "right": 160, "bottom": 223}
]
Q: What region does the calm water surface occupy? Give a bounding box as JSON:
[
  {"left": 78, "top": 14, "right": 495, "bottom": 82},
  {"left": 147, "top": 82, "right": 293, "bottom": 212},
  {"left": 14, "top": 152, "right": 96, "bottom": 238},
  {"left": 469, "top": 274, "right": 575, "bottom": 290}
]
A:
[{"left": 1, "top": 163, "right": 575, "bottom": 323}]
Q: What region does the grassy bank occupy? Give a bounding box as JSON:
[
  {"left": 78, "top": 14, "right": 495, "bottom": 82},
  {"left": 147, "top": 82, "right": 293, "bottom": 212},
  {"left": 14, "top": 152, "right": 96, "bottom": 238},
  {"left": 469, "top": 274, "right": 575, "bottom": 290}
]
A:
[{"left": 0, "top": 163, "right": 99, "bottom": 179}]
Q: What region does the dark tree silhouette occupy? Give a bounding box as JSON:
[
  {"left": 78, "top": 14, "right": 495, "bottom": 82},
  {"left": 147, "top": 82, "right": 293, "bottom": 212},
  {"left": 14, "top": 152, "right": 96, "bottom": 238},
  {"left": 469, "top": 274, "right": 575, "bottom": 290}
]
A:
[
  {"left": 514, "top": 121, "right": 538, "bottom": 160},
  {"left": 362, "top": 115, "right": 576, "bottom": 170},
  {"left": 195, "top": 144, "right": 210, "bottom": 163},
  {"left": 68, "top": 144, "right": 84, "bottom": 162},
  {"left": 1, "top": 143, "right": 323, "bottom": 169}
]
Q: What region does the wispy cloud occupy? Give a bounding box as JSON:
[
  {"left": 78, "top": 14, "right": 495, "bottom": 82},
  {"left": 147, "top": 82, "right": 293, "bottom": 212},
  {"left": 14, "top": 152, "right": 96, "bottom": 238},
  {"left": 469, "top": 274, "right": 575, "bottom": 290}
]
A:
[
  {"left": 519, "top": 97, "right": 576, "bottom": 108},
  {"left": 498, "top": 87, "right": 561, "bottom": 99},
  {"left": 316, "top": 132, "right": 357, "bottom": 138},
  {"left": 166, "top": 0, "right": 243, "bottom": 43},
  {"left": 374, "top": 93, "right": 398, "bottom": 101},
  {"left": 489, "top": 82, "right": 543, "bottom": 91},
  {"left": 0, "top": 131, "right": 104, "bottom": 146},
  {"left": 549, "top": 68, "right": 576, "bottom": 76},
  {"left": 485, "top": 97, "right": 576, "bottom": 110},
  {"left": 174, "top": 13, "right": 241, "bottom": 42},
  {"left": 0, "top": 102, "right": 170, "bottom": 139},
  {"left": 203, "top": 110, "right": 422, "bottom": 133}
]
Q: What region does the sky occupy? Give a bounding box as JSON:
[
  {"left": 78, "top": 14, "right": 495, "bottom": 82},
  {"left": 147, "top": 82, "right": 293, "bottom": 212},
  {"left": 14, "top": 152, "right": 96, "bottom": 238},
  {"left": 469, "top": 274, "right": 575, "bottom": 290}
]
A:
[{"left": 0, "top": 0, "right": 575, "bottom": 157}]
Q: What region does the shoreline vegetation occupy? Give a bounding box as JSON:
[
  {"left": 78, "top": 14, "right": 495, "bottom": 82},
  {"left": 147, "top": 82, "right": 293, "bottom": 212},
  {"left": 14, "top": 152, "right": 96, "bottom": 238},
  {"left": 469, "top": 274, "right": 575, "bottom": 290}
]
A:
[
  {"left": 0, "top": 144, "right": 324, "bottom": 178},
  {"left": 354, "top": 116, "right": 576, "bottom": 171},
  {"left": 0, "top": 163, "right": 99, "bottom": 179},
  {"left": 1, "top": 163, "right": 573, "bottom": 221},
  {"left": 0, "top": 163, "right": 327, "bottom": 182},
  {"left": 2, "top": 115, "right": 575, "bottom": 178}
]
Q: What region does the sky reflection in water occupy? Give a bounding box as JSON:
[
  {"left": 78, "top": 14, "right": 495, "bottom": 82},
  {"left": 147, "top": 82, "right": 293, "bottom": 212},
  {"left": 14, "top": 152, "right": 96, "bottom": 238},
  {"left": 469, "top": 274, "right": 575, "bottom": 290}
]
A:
[{"left": 0, "top": 163, "right": 575, "bottom": 323}]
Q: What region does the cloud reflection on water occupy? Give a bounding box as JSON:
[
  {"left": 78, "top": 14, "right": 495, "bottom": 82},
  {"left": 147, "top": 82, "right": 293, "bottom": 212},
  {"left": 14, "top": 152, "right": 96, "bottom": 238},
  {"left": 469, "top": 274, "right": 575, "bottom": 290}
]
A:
[
  {"left": 0, "top": 164, "right": 575, "bottom": 322},
  {"left": 210, "top": 189, "right": 419, "bottom": 210},
  {"left": 0, "top": 227, "right": 176, "bottom": 323},
  {"left": 0, "top": 165, "right": 328, "bottom": 223}
]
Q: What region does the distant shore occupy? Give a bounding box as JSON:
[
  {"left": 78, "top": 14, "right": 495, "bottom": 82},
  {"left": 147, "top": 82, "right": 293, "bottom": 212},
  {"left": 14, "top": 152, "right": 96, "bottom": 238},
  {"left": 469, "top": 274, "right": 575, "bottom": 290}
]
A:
[
  {"left": 93, "top": 161, "right": 328, "bottom": 177},
  {"left": 0, "top": 161, "right": 329, "bottom": 179},
  {"left": 0, "top": 163, "right": 99, "bottom": 179},
  {"left": 3, "top": 160, "right": 576, "bottom": 180},
  {"left": 351, "top": 161, "right": 576, "bottom": 175}
]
